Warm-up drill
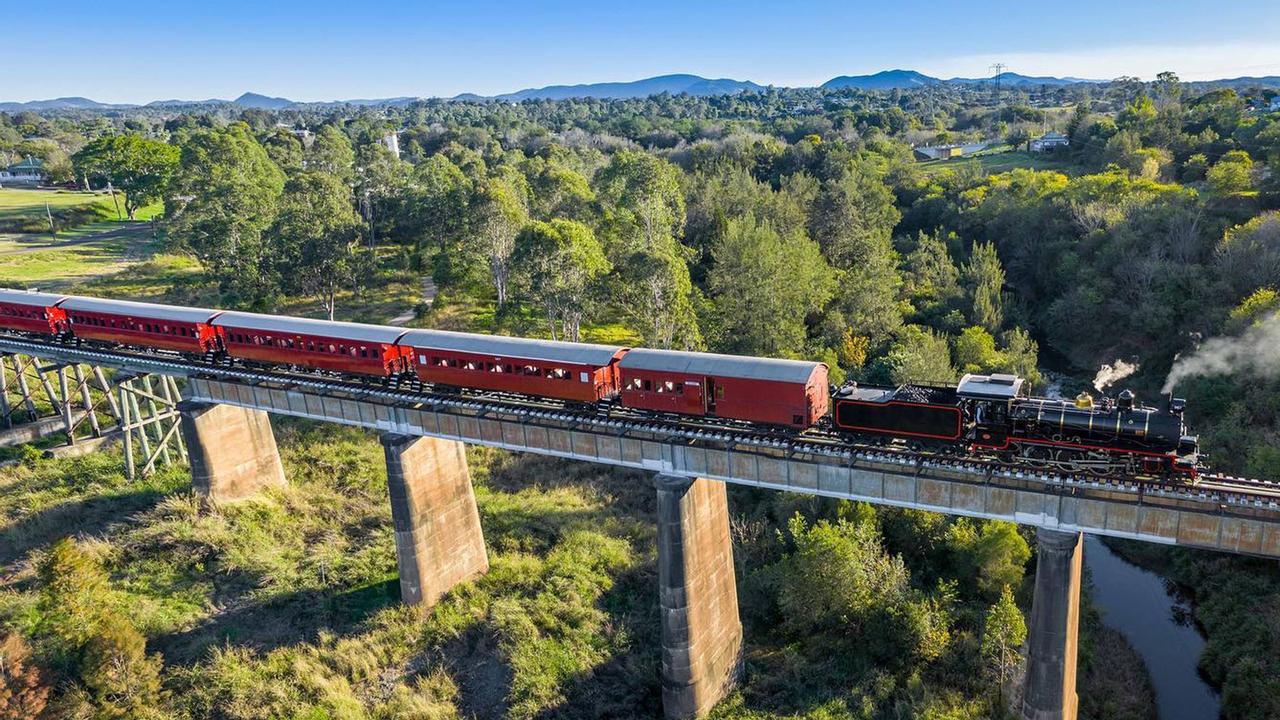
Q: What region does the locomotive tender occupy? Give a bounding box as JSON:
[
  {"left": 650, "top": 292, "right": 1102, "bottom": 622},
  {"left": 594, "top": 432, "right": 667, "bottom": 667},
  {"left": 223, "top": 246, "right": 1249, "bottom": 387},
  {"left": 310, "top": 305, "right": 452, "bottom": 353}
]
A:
[{"left": 0, "top": 288, "right": 1200, "bottom": 481}]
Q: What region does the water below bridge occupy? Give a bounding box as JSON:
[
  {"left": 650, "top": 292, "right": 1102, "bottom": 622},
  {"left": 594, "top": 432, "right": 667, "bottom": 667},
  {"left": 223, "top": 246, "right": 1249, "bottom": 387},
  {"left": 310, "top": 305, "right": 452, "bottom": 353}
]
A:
[{"left": 1084, "top": 535, "right": 1221, "bottom": 720}]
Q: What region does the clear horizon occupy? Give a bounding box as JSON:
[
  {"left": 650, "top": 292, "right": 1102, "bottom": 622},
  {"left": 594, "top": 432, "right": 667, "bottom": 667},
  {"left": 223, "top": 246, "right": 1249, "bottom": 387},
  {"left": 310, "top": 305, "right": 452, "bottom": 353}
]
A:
[{"left": 8, "top": 0, "right": 1280, "bottom": 104}]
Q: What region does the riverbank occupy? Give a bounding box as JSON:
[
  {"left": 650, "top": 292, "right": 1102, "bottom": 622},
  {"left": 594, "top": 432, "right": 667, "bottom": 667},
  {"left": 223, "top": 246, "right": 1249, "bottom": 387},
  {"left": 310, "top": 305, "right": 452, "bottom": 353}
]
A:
[{"left": 1100, "top": 537, "right": 1278, "bottom": 720}]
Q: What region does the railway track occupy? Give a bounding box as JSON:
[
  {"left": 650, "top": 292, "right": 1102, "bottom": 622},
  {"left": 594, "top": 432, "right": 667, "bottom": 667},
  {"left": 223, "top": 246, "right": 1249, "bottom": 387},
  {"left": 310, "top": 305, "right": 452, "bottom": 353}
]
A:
[{"left": 3, "top": 334, "right": 1278, "bottom": 506}]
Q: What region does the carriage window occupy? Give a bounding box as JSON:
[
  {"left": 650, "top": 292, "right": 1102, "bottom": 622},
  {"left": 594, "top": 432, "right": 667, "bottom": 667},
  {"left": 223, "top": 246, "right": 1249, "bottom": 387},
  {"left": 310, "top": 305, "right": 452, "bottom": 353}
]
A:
[
  {"left": 488, "top": 363, "right": 505, "bottom": 373},
  {"left": 359, "top": 348, "right": 368, "bottom": 358},
  {"left": 328, "top": 344, "right": 336, "bottom": 353},
  {"left": 657, "top": 381, "right": 676, "bottom": 393},
  {"left": 464, "top": 361, "right": 479, "bottom": 371},
  {"left": 643, "top": 380, "right": 652, "bottom": 391},
  {"left": 629, "top": 378, "right": 643, "bottom": 390},
  {"left": 522, "top": 365, "right": 539, "bottom": 376}
]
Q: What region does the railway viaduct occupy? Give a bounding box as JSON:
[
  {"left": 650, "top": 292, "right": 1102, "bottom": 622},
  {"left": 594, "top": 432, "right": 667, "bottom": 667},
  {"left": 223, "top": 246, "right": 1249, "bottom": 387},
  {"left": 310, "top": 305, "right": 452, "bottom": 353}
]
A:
[{"left": 6, "top": 336, "right": 1280, "bottom": 720}]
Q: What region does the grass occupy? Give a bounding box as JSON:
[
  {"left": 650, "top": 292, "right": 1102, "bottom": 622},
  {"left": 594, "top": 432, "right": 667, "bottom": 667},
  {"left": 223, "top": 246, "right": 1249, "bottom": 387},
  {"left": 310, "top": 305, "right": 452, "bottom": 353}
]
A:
[
  {"left": 917, "top": 148, "right": 1084, "bottom": 177},
  {"left": 0, "top": 188, "right": 162, "bottom": 224},
  {"left": 0, "top": 224, "right": 161, "bottom": 291},
  {"left": 0, "top": 422, "right": 666, "bottom": 719}
]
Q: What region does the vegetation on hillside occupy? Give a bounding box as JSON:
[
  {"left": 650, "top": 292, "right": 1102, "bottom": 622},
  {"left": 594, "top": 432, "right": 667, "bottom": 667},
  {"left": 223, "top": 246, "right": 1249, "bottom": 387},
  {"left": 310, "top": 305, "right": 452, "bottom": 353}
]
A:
[{"left": 2, "top": 71, "right": 1279, "bottom": 717}]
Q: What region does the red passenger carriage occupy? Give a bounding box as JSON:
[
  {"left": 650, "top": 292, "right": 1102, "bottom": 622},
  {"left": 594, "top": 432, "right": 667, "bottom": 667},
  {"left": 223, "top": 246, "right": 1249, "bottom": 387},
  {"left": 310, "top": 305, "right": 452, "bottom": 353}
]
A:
[
  {"left": 617, "top": 349, "right": 829, "bottom": 429},
  {"left": 0, "top": 289, "right": 69, "bottom": 336},
  {"left": 59, "top": 296, "right": 222, "bottom": 354},
  {"left": 398, "top": 329, "right": 626, "bottom": 403},
  {"left": 214, "top": 312, "right": 412, "bottom": 378}
]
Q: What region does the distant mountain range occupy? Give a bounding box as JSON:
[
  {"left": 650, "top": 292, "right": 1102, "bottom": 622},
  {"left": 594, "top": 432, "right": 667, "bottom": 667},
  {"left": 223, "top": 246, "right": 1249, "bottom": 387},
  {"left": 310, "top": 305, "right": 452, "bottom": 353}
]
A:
[
  {"left": 4, "top": 70, "right": 1278, "bottom": 111},
  {"left": 822, "top": 69, "right": 1102, "bottom": 90}
]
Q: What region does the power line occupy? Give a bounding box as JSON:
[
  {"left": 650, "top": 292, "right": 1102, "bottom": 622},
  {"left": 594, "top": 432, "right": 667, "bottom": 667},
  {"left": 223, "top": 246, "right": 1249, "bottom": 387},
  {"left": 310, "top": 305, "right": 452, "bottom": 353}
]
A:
[{"left": 990, "top": 62, "right": 1007, "bottom": 103}]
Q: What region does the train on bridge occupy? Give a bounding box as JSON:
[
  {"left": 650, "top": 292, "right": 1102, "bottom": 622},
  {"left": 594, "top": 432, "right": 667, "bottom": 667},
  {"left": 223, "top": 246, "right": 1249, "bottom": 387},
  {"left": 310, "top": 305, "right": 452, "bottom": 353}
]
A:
[{"left": 0, "top": 288, "right": 1201, "bottom": 481}]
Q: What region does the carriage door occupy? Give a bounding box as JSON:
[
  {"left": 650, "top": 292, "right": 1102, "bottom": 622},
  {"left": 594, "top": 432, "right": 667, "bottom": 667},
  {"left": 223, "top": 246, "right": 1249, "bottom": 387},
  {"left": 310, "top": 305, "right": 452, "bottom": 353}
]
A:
[{"left": 704, "top": 377, "right": 717, "bottom": 415}]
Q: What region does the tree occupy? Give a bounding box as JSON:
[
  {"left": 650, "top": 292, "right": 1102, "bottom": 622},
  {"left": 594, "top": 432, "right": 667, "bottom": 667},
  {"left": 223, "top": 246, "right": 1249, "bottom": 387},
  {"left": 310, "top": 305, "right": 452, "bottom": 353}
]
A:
[
  {"left": 0, "top": 633, "right": 50, "bottom": 719},
  {"left": 594, "top": 151, "right": 685, "bottom": 252},
  {"left": 708, "top": 214, "right": 834, "bottom": 357},
  {"left": 261, "top": 126, "right": 304, "bottom": 173},
  {"left": 809, "top": 162, "right": 904, "bottom": 342},
  {"left": 309, "top": 124, "right": 355, "bottom": 183},
  {"left": 1206, "top": 150, "right": 1255, "bottom": 195},
  {"left": 469, "top": 175, "right": 529, "bottom": 308},
  {"left": 72, "top": 135, "right": 180, "bottom": 219},
  {"left": 512, "top": 219, "right": 611, "bottom": 341},
  {"left": 616, "top": 247, "right": 703, "bottom": 350},
  {"left": 269, "top": 170, "right": 364, "bottom": 320},
  {"left": 953, "top": 326, "right": 1001, "bottom": 373},
  {"left": 76, "top": 613, "right": 164, "bottom": 719},
  {"left": 964, "top": 242, "right": 1006, "bottom": 333},
  {"left": 166, "top": 123, "right": 286, "bottom": 306},
  {"left": 905, "top": 229, "right": 962, "bottom": 310},
  {"left": 874, "top": 325, "right": 955, "bottom": 385},
  {"left": 981, "top": 585, "right": 1027, "bottom": 696},
  {"left": 809, "top": 160, "right": 901, "bottom": 269},
  {"left": 410, "top": 155, "right": 472, "bottom": 250},
  {"left": 771, "top": 514, "right": 909, "bottom": 638}
]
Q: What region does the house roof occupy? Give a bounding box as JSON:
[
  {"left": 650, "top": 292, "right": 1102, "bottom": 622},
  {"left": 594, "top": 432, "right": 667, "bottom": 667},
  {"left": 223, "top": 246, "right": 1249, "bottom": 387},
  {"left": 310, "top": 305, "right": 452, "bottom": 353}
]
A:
[
  {"left": 214, "top": 311, "right": 409, "bottom": 345},
  {"left": 8, "top": 156, "right": 44, "bottom": 172},
  {"left": 619, "top": 348, "right": 826, "bottom": 384},
  {"left": 60, "top": 296, "right": 222, "bottom": 324},
  {"left": 397, "top": 329, "right": 626, "bottom": 366}
]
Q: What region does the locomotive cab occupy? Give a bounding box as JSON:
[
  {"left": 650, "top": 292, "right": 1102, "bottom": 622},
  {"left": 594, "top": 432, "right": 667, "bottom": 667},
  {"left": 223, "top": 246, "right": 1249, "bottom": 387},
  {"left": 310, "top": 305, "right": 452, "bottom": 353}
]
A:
[{"left": 956, "top": 373, "right": 1025, "bottom": 450}]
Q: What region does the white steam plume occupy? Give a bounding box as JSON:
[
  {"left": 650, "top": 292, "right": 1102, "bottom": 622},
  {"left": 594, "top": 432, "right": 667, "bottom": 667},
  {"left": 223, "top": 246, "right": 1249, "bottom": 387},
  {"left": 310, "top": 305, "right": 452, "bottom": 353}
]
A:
[
  {"left": 1162, "top": 313, "right": 1280, "bottom": 393},
  {"left": 1093, "top": 360, "right": 1139, "bottom": 392}
]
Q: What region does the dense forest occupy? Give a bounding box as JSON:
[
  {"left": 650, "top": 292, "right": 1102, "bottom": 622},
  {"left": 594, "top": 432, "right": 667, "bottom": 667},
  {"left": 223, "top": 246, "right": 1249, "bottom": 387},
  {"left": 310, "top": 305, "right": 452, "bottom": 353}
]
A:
[{"left": 1, "top": 76, "right": 1279, "bottom": 719}]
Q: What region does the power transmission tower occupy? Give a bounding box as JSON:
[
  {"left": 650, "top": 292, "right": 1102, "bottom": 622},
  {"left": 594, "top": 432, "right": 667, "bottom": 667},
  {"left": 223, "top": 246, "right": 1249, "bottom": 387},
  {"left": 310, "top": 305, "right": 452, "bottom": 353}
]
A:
[{"left": 990, "top": 62, "right": 1007, "bottom": 103}]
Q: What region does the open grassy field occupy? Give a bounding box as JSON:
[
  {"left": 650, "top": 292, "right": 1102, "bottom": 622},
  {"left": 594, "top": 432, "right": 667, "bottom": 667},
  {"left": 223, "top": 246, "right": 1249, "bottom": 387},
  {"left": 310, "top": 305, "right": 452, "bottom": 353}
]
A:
[
  {"left": 0, "top": 223, "right": 163, "bottom": 291},
  {"left": 0, "top": 188, "right": 163, "bottom": 233},
  {"left": 917, "top": 148, "right": 1083, "bottom": 177}
]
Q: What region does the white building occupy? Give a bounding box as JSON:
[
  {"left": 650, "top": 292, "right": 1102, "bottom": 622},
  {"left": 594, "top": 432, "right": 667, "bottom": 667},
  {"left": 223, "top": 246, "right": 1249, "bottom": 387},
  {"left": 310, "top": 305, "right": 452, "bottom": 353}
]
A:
[
  {"left": 380, "top": 132, "right": 400, "bottom": 158},
  {"left": 1029, "top": 131, "right": 1069, "bottom": 152}
]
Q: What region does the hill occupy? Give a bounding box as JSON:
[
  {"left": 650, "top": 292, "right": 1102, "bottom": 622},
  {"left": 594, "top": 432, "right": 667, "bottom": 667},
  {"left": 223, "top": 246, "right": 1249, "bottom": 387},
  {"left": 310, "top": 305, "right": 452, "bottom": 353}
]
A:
[
  {"left": 822, "top": 69, "right": 942, "bottom": 90},
  {"left": 490, "top": 73, "right": 764, "bottom": 101},
  {"left": 232, "top": 92, "right": 294, "bottom": 109}
]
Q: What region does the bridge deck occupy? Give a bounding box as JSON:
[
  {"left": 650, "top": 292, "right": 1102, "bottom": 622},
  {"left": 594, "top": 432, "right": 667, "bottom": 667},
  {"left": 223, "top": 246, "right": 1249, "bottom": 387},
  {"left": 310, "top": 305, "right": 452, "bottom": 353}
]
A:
[{"left": 5, "top": 335, "right": 1280, "bottom": 558}]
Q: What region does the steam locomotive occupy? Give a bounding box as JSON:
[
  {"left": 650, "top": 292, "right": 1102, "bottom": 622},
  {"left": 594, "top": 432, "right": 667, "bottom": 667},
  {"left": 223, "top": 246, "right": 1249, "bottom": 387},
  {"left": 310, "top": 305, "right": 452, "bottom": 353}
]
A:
[
  {"left": 832, "top": 374, "right": 1200, "bottom": 479},
  {"left": 0, "top": 288, "right": 1201, "bottom": 482}
]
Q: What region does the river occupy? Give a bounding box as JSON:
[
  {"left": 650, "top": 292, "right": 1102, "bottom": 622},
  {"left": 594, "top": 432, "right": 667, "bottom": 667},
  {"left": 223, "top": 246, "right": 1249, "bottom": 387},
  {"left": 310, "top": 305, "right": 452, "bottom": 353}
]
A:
[{"left": 1083, "top": 535, "right": 1221, "bottom": 720}]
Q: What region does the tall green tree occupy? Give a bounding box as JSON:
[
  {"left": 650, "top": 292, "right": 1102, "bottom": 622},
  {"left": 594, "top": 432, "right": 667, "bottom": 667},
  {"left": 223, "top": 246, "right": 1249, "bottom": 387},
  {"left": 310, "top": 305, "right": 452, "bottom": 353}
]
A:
[
  {"left": 512, "top": 219, "right": 611, "bottom": 341},
  {"left": 964, "top": 241, "right": 1006, "bottom": 334},
  {"left": 981, "top": 585, "right": 1027, "bottom": 697},
  {"left": 72, "top": 134, "right": 180, "bottom": 219},
  {"left": 469, "top": 175, "right": 529, "bottom": 307},
  {"left": 309, "top": 124, "right": 355, "bottom": 183},
  {"left": 269, "top": 170, "right": 364, "bottom": 320},
  {"left": 809, "top": 161, "right": 904, "bottom": 342},
  {"left": 708, "top": 214, "right": 834, "bottom": 357},
  {"left": 616, "top": 247, "right": 703, "bottom": 350},
  {"left": 594, "top": 150, "right": 685, "bottom": 251},
  {"left": 166, "top": 123, "right": 286, "bottom": 306}
]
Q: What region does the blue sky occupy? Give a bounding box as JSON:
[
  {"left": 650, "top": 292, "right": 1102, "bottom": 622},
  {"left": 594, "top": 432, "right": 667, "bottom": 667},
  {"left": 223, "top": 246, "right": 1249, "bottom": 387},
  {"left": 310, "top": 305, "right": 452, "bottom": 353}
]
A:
[{"left": 8, "top": 0, "right": 1280, "bottom": 103}]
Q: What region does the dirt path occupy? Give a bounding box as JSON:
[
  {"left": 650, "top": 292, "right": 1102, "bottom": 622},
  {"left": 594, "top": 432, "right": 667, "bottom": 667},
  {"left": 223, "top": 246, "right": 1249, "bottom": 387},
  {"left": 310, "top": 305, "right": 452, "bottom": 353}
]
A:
[{"left": 389, "top": 276, "right": 438, "bottom": 326}]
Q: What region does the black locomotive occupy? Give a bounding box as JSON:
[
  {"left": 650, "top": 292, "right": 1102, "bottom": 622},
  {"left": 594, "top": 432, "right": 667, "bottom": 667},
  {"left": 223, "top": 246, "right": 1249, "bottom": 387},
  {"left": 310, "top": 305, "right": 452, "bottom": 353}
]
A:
[{"left": 831, "top": 373, "right": 1200, "bottom": 480}]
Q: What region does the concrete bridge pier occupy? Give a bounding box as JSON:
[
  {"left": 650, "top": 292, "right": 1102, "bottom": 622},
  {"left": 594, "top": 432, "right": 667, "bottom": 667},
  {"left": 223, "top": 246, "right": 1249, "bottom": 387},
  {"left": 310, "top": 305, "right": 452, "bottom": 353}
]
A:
[
  {"left": 179, "top": 401, "right": 286, "bottom": 502},
  {"left": 380, "top": 434, "right": 488, "bottom": 606},
  {"left": 654, "top": 474, "right": 743, "bottom": 719},
  {"left": 1021, "top": 529, "right": 1082, "bottom": 720}
]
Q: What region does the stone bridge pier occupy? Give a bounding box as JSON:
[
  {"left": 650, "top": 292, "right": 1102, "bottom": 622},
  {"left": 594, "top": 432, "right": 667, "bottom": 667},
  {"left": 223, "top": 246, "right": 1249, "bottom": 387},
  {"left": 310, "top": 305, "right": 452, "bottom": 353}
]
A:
[
  {"left": 1021, "top": 529, "right": 1082, "bottom": 720},
  {"left": 380, "top": 434, "right": 489, "bottom": 606},
  {"left": 655, "top": 474, "right": 743, "bottom": 718},
  {"left": 179, "top": 400, "right": 286, "bottom": 502}
]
